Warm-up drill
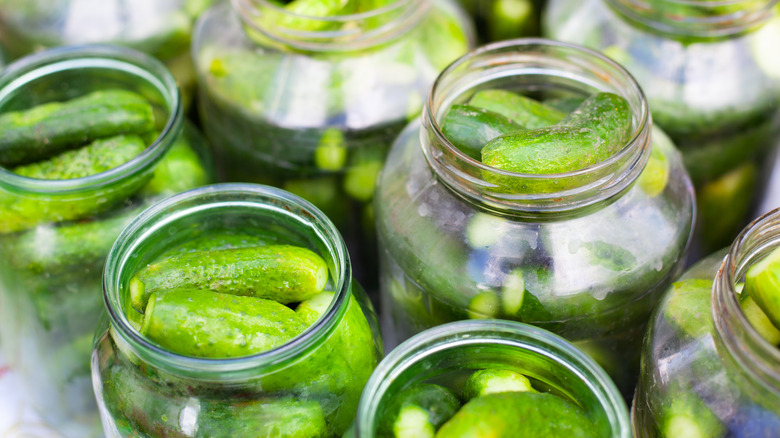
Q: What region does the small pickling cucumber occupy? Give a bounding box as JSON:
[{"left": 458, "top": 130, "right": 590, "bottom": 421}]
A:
[
  {"left": 138, "top": 130, "right": 209, "bottom": 198},
  {"left": 462, "top": 369, "right": 535, "bottom": 400},
  {"left": 740, "top": 295, "right": 780, "bottom": 345},
  {"left": 129, "top": 244, "right": 329, "bottom": 311},
  {"left": 560, "top": 92, "right": 632, "bottom": 155},
  {"left": 661, "top": 388, "right": 725, "bottom": 438},
  {"left": 434, "top": 392, "right": 598, "bottom": 438},
  {"left": 12, "top": 135, "right": 147, "bottom": 180},
  {"left": 140, "top": 288, "right": 308, "bottom": 358},
  {"left": 314, "top": 128, "right": 348, "bottom": 171},
  {"left": 745, "top": 246, "right": 780, "bottom": 330},
  {"left": 441, "top": 104, "right": 525, "bottom": 160},
  {"left": 663, "top": 279, "right": 714, "bottom": 338},
  {"left": 198, "top": 397, "right": 329, "bottom": 438},
  {"left": 0, "top": 89, "right": 155, "bottom": 166},
  {"left": 544, "top": 96, "right": 586, "bottom": 114},
  {"left": 469, "top": 89, "right": 567, "bottom": 129},
  {"left": 380, "top": 384, "right": 461, "bottom": 438}
]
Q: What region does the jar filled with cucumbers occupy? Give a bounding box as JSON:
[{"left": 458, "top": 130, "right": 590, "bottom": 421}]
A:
[
  {"left": 192, "top": 0, "right": 474, "bottom": 287},
  {"left": 351, "top": 320, "right": 630, "bottom": 437},
  {"left": 544, "top": 0, "right": 780, "bottom": 255},
  {"left": 375, "top": 39, "right": 695, "bottom": 396},
  {"left": 633, "top": 207, "right": 780, "bottom": 437},
  {"left": 0, "top": 45, "right": 212, "bottom": 438},
  {"left": 92, "top": 184, "right": 383, "bottom": 438},
  {"left": 0, "top": 0, "right": 214, "bottom": 107}
]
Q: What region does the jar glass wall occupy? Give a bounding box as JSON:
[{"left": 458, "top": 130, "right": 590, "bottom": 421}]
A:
[
  {"left": 192, "top": 0, "right": 474, "bottom": 288},
  {"left": 633, "top": 208, "right": 780, "bottom": 437},
  {"left": 353, "top": 320, "right": 631, "bottom": 437},
  {"left": 93, "top": 184, "right": 383, "bottom": 438},
  {"left": 375, "top": 39, "right": 695, "bottom": 396},
  {"left": 544, "top": 0, "right": 780, "bottom": 255},
  {"left": 0, "top": 45, "right": 212, "bottom": 437},
  {"left": 457, "top": 0, "right": 538, "bottom": 42}
]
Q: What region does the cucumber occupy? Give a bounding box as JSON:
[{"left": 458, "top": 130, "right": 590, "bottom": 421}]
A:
[
  {"left": 0, "top": 89, "right": 155, "bottom": 166},
  {"left": 140, "top": 288, "right": 308, "bottom": 358},
  {"left": 560, "top": 92, "right": 632, "bottom": 155},
  {"left": 441, "top": 104, "right": 525, "bottom": 160},
  {"left": 129, "top": 244, "right": 329, "bottom": 311},
  {"left": 661, "top": 388, "right": 725, "bottom": 438},
  {"left": 314, "top": 128, "right": 348, "bottom": 171},
  {"left": 434, "top": 392, "right": 598, "bottom": 438},
  {"left": 544, "top": 96, "right": 586, "bottom": 114},
  {"left": 462, "top": 369, "right": 535, "bottom": 400},
  {"left": 138, "top": 130, "right": 209, "bottom": 198},
  {"left": 745, "top": 246, "right": 780, "bottom": 330},
  {"left": 637, "top": 128, "right": 672, "bottom": 197},
  {"left": 380, "top": 384, "right": 461, "bottom": 438},
  {"left": 469, "top": 89, "right": 567, "bottom": 129},
  {"left": 198, "top": 397, "right": 328, "bottom": 438},
  {"left": 663, "top": 279, "right": 714, "bottom": 338},
  {"left": 740, "top": 295, "right": 780, "bottom": 345},
  {"left": 12, "top": 135, "right": 147, "bottom": 180}
]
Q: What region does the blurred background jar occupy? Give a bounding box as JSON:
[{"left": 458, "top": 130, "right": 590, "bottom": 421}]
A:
[
  {"left": 0, "top": 0, "right": 215, "bottom": 108},
  {"left": 545, "top": 0, "right": 780, "bottom": 258},
  {"left": 191, "top": 0, "right": 474, "bottom": 290},
  {"left": 633, "top": 208, "right": 780, "bottom": 437},
  {"left": 0, "top": 45, "right": 212, "bottom": 437},
  {"left": 351, "top": 320, "right": 631, "bottom": 437},
  {"left": 456, "top": 0, "right": 538, "bottom": 42},
  {"left": 93, "top": 184, "right": 383, "bottom": 437},
  {"left": 374, "top": 39, "right": 695, "bottom": 396}
]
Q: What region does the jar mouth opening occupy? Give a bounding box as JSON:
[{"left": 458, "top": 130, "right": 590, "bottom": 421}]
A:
[
  {"left": 103, "top": 183, "right": 351, "bottom": 377},
  {"left": 0, "top": 45, "right": 182, "bottom": 193},
  {"left": 422, "top": 38, "right": 650, "bottom": 216},
  {"left": 355, "top": 320, "right": 630, "bottom": 437}
]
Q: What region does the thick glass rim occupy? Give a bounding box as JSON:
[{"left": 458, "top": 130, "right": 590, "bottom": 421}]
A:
[{"left": 0, "top": 44, "right": 182, "bottom": 193}]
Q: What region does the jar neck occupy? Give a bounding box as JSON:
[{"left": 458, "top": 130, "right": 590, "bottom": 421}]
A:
[
  {"left": 713, "top": 208, "right": 780, "bottom": 396},
  {"left": 354, "top": 321, "right": 630, "bottom": 437},
  {"left": 103, "top": 183, "right": 352, "bottom": 381},
  {"left": 0, "top": 45, "right": 182, "bottom": 195},
  {"left": 421, "top": 39, "right": 650, "bottom": 220},
  {"left": 230, "top": 0, "right": 430, "bottom": 52},
  {"left": 606, "top": 0, "right": 779, "bottom": 40}
]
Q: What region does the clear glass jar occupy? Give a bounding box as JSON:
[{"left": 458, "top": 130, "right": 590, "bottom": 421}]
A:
[
  {"left": 92, "top": 183, "right": 383, "bottom": 438},
  {"left": 0, "top": 0, "right": 215, "bottom": 107},
  {"left": 544, "top": 0, "right": 780, "bottom": 255},
  {"left": 192, "top": 0, "right": 474, "bottom": 287},
  {"left": 351, "top": 320, "right": 631, "bottom": 437},
  {"left": 0, "top": 45, "right": 212, "bottom": 438},
  {"left": 633, "top": 208, "right": 780, "bottom": 437},
  {"left": 375, "top": 39, "right": 695, "bottom": 396},
  {"left": 457, "top": 0, "right": 538, "bottom": 42}
]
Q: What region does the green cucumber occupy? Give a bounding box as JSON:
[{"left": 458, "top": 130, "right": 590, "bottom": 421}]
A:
[
  {"left": 12, "top": 135, "right": 147, "bottom": 180},
  {"left": 462, "top": 369, "right": 535, "bottom": 400},
  {"left": 467, "top": 291, "right": 501, "bottom": 319},
  {"left": 441, "top": 104, "right": 525, "bottom": 160},
  {"left": 469, "top": 89, "right": 567, "bottom": 129},
  {"left": 560, "top": 92, "right": 632, "bottom": 155},
  {"left": 198, "top": 397, "right": 328, "bottom": 438},
  {"left": 487, "top": 0, "right": 534, "bottom": 41},
  {"left": 138, "top": 130, "right": 209, "bottom": 198},
  {"left": 663, "top": 279, "right": 714, "bottom": 338},
  {"left": 381, "top": 384, "right": 461, "bottom": 438},
  {"left": 661, "top": 388, "right": 725, "bottom": 438},
  {"left": 745, "top": 246, "right": 780, "bottom": 330},
  {"left": 314, "top": 128, "right": 348, "bottom": 171},
  {"left": 140, "top": 288, "right": 308, "bottom": 358},
  {"left": 0, "top": 89, "right": 155, "bottom": 166},
  {"left": 434, "top": 392, "right": 598, "bottom": 438},
  {"left": 544, "top": 96, "right": 586, "bottom": 114},
  {"left": 740, "top": 295, "right": 780, "bottom": 345},
  {"left": 698, "top": 163, "right": 758, "bottom": 252},
  {"left": 129, "top": 244, "right": 329, "bottom": 311}
]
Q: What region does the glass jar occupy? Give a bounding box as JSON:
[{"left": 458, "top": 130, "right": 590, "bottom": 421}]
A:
[
  {"left": 93, "top": 183, "right": 383, "bottom": 438},
  {"left": 375, "top": 39, "right": 695, "bottom": 396},
  {"left": 544, "top": 0, "right": 780, "bottom": 255},
  {"left": 351, "top": 320, "right": 630, "bottom": 437},
  {"left": 0, "top": 45, "right": 212, "bottom": 438},
  {"left": 0, "top": 0, "right": 215, "bottom": 107},
  {"left": 633, "top": 208, "right": 780, "bottom": 437},
  {"left": 192, "top": 0, "right": 474, "bottom": 288},
  {"left": 457, "top": 0, "right": 538, "bottom": 42}
]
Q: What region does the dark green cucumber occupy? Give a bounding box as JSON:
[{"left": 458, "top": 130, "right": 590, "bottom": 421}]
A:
[
  {"left": 434, "top": 392, "right": 598, "bottom": 438},
  {"left": 462, "top": 369, "right": 535, "bottom": 400},
  {"left": 560, "top": 92, "right": 632, "bottom": 155},
  {"left": 381, "top": 384, "right": 461, "bottom": 438},
  {"left": 129, "top": 244, "right": 329, "bottom": 311},
  {"left": 469, "top": 89, "right": 567, "bottom": 129},
  {"left": 140, "top": 288, "right": 308, "bottom": 358},
  {"left": 198, "top": 397, "right": 328, "bottom": 438},
  {"left": 745, "top": 246, "right": 780, "bottom": 330},
  {"left": 0, "top": 89, "right": 155, "bottom": 166},
  {"left": 441, "top": 104, "right": 525, "bottom": 159},
  {"left": 138, "top": 130, "right": 209, "bottom": 198},
  {"left": 12, "top": 135, "right": 147, "bottom": 180}
]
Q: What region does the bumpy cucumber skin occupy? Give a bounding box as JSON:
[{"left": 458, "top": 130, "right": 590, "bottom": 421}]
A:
[
  {"left": 379, "top": 383, "right": 461, "bottom": 438},
  {"left": 469, "top": 89, "right": 567, "bottom": 129},
  {"left": 0, "top": 89, "right": 155, "bottom": 166},
  {"left": 138, "top": 130, "right": 210, "bottom": 198},
  {"left": 198, "top": 398, "right": 329, "bottom": 438},
  {"left": 434, "top": 392, "right": 598, "bottom": 438},
  {"left": 560, "top": 92, "right": 632, "bottom": 155},
  {"left": 441, "top": 104, "right": 525, "bottom": 159},
  {"left": 461, "top": 369, "right": 535, "bottom": 400},
  {"left": 130, "top": 244, "right": 329, "bottom": 311},
  {"left": 141, "top": 288, "right": 308, "bottom": 358}
]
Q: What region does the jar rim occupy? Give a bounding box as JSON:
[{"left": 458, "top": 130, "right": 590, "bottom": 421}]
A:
[
  {"left": 102, "top": 183, "right": 352, "bottom": 379},
  {"left": 421, "top": 38, "right": 651, "bottom": 216},
  {"left": 0, "top": 44, "right": 182, "bottom": 194},
  {"left": 354, "top": 320, "right": 631, "bottom": 437}
]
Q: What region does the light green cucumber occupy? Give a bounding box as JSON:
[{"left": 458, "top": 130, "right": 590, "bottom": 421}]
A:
[
  {"left": 745, "top": 246, "right": 780, "bottom": 329},
  {"left": 129, "top": 244, "right": 329, "bottom": 311},
  {"left": 441, "top": 104, "right": 525, "bottom": 160},
  {"left": 560, "top": 92, "right": 632, "bottom": 156},
  {"left": 380, "top": 383, "right": 461, "bottom": 438},
  {"left": 140, "top": 288, "right": 308, "bottom": 358},
  {"left": 740, "top": 295, "right": 780, "bottom": 345},
  {"left": 198, "top": 397, "right": 328, "bottom": 438},
  {"left": 138, "top": 131, "right": 209, "bottom": 198},
  {"left": 469, "top": 89, "right": 567, "bottom": 129},
  {"left": 462, "top": 369, "right": 535, "bottom": 400},
  {"left": 663, "top": 279, "right": 714, "bottom": 338},
  {"left": 0, "top": 89, "right": 155, "bottom": 166}
]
